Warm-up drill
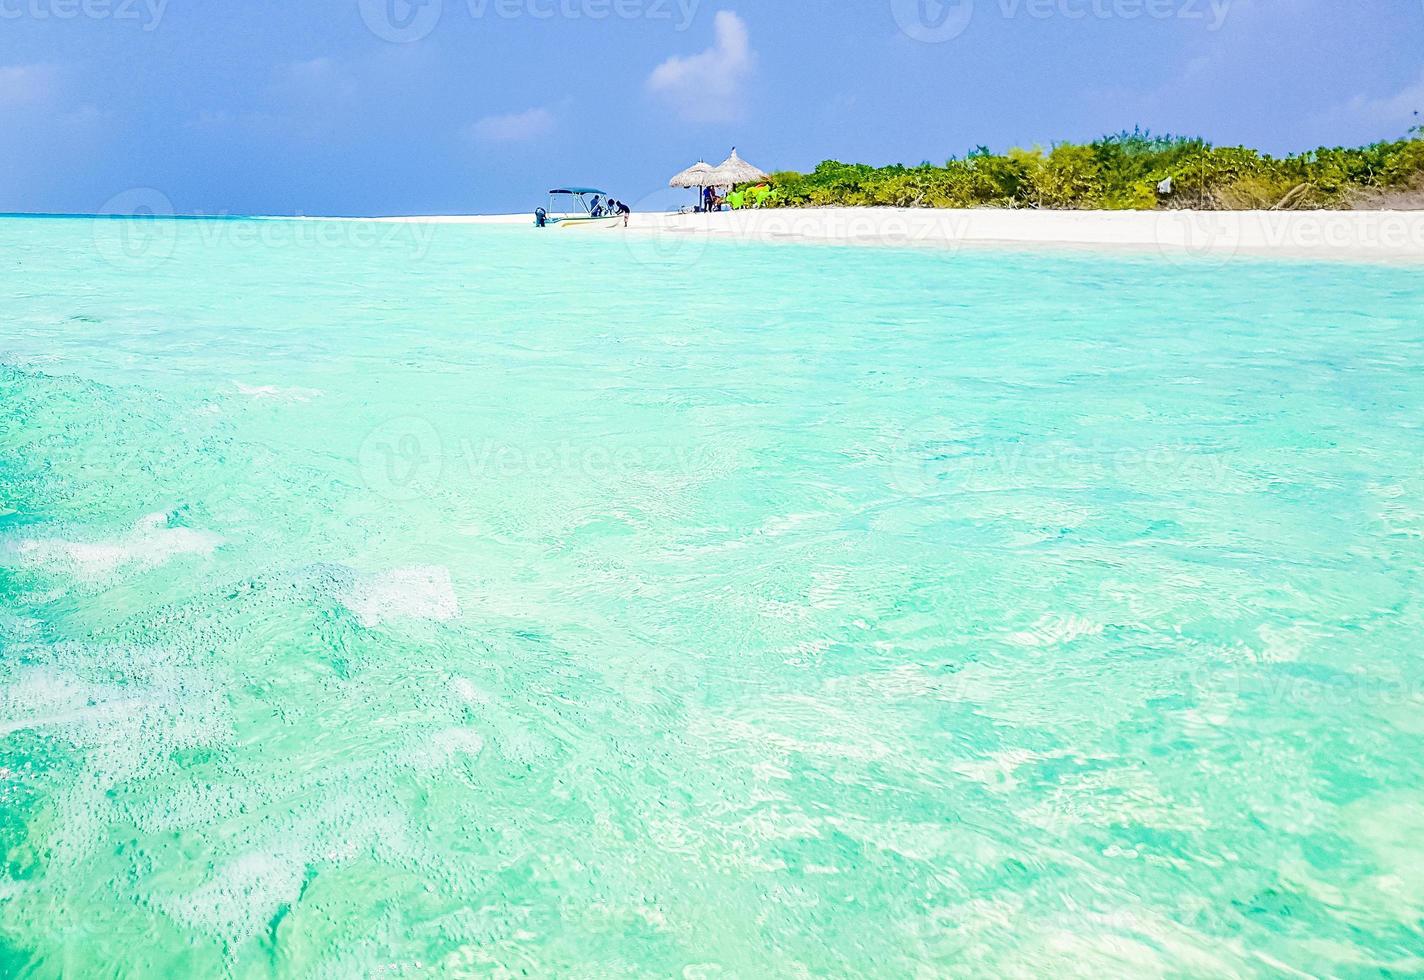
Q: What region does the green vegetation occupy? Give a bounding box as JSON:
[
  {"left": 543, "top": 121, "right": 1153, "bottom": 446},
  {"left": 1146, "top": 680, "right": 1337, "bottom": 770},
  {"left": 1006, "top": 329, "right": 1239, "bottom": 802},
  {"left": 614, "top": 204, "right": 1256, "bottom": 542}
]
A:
[{"left": 762, "top": 129, "right": 1424, "bottom": 211}]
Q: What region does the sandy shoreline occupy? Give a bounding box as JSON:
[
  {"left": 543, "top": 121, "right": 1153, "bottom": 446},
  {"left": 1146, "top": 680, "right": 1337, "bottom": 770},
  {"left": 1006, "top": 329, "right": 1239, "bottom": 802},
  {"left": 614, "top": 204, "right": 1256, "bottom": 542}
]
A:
[{"left": 368, "top": 207, "right": 1424, "bottom": 263}]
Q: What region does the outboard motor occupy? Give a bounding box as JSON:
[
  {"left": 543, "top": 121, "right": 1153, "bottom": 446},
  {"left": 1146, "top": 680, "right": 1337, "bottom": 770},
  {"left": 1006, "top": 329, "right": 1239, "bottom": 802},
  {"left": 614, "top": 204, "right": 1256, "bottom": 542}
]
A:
[{"left": 534, "top": 207, "right": 547, "bottom": 228}]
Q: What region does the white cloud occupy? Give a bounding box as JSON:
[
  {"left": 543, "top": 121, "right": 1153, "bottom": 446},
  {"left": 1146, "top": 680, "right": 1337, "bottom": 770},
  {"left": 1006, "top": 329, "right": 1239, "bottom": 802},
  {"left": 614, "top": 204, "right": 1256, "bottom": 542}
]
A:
[
  {"left": 189, "top": 109, "right": 274, "bottom": 131},
  {"left": 647, "top": 10, "right": 753, "bottom": 123},
  {"left": 0, "top": 64, "right": 59, "bottom": 109},
  {"left": 467, "top": 106, "right": 555, "bottom": 143},
  {"left": 268, "top": 57, "right": 358, "bottom": 110},
  {"left": 1085, "top": 0, "right": 1416, "bottom": 148},
  {"left": 1341, "top": 70, "right": 1424, "bottom": 130},
  {"left": 190, "top": 58, "right": 357, "bottom": 142},
  {"left": 0, "top": 64, "right": 108, "bottom": 207}
]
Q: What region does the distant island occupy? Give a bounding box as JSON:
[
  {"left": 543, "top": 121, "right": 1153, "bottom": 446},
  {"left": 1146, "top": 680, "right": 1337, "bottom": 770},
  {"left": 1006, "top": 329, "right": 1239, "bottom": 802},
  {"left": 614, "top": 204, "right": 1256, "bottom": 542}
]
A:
[{"left": 761, "top": 129, "right": 1424, "bottom": 211}]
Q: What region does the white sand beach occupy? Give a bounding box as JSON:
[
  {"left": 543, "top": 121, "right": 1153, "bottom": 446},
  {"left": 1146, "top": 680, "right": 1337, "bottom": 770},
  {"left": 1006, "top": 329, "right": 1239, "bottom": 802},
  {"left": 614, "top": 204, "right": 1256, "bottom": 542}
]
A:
[{"left": 375, "top": 207, "right": 1424, "bottom": 263}]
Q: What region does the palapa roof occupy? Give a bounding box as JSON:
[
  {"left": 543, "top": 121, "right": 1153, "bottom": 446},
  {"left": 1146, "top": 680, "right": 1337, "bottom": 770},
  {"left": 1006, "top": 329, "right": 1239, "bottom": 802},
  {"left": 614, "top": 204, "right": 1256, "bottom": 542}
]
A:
[
  {"left": 704, "top": 148, "right": 769, "bottom": 186},
  {"left": 668, "top": 161, "right": 714, "bottom": 188}
]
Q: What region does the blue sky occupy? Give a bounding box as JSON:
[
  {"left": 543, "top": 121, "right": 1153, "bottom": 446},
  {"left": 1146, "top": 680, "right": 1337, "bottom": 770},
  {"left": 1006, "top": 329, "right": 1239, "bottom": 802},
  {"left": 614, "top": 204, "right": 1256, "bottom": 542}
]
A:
[{"left": 2, "top": 0, "right": 1421, "bottom": 215}]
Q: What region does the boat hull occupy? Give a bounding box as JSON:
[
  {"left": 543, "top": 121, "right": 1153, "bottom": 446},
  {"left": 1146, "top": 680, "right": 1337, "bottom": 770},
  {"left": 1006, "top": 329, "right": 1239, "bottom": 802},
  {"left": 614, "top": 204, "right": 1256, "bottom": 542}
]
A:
[{"left": 545, "top": 215, "right": 625, "bottom": 230}]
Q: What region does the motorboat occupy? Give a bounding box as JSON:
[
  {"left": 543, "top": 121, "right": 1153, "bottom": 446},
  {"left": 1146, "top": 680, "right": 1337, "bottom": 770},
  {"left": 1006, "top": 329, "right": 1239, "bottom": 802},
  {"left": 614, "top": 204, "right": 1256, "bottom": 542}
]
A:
[{"left": 534, "top": 188, "right": 627, "bottom": 229}]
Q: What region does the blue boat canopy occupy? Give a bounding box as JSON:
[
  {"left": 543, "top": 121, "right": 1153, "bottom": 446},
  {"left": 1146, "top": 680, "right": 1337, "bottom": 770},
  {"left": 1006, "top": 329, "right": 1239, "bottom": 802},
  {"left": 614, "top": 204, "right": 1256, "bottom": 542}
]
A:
[{"left": 548, "top": 187, "right": 607, "bottom": 196}]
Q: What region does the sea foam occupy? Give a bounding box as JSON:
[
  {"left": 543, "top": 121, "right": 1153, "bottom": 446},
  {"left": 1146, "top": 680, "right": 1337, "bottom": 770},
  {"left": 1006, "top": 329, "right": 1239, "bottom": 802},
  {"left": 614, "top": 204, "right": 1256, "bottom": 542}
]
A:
[
  {"left": 13, "top": 513, "right": 221, "bottom": 581},
  {"left": 232, "top": 381, "right": 324, "bottom": 402},
  {"left": 339, "top": 566, "right": 460, "bottom": 627}
]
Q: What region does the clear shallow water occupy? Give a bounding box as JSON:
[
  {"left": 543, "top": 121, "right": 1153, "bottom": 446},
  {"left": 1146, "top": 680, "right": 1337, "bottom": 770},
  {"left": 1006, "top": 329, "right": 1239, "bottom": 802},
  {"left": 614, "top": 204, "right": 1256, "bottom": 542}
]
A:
[{"left": 2, "top": 217, "right": 1424, "bottom": 977}]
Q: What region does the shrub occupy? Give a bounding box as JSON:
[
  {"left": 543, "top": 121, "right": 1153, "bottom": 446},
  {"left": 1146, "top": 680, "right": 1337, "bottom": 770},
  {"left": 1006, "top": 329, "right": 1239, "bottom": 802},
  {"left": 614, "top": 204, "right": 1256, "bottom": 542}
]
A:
[{"left": 760, "top": 130, "right": 1424, "bottom": 211}]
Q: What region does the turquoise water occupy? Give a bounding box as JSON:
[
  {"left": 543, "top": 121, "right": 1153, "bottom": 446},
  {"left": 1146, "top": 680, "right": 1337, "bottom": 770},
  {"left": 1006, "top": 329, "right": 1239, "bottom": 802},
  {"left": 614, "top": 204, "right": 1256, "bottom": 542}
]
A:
[{"left": 3, "top": 216, "right": 1424, "bottom": 977}]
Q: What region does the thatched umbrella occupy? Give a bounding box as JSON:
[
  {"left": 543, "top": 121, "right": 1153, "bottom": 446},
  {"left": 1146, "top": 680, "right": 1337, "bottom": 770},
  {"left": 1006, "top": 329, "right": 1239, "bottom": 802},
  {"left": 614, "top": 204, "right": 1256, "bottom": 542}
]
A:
[
  {"left": 669, "top": 161, "right": 713, "bottom": 188},
  {"left": 705, "top": 147, "right": 769, "bottom": 187},
  {"left": 669, "top": 160, "right": 715, "bottom": 211}
]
